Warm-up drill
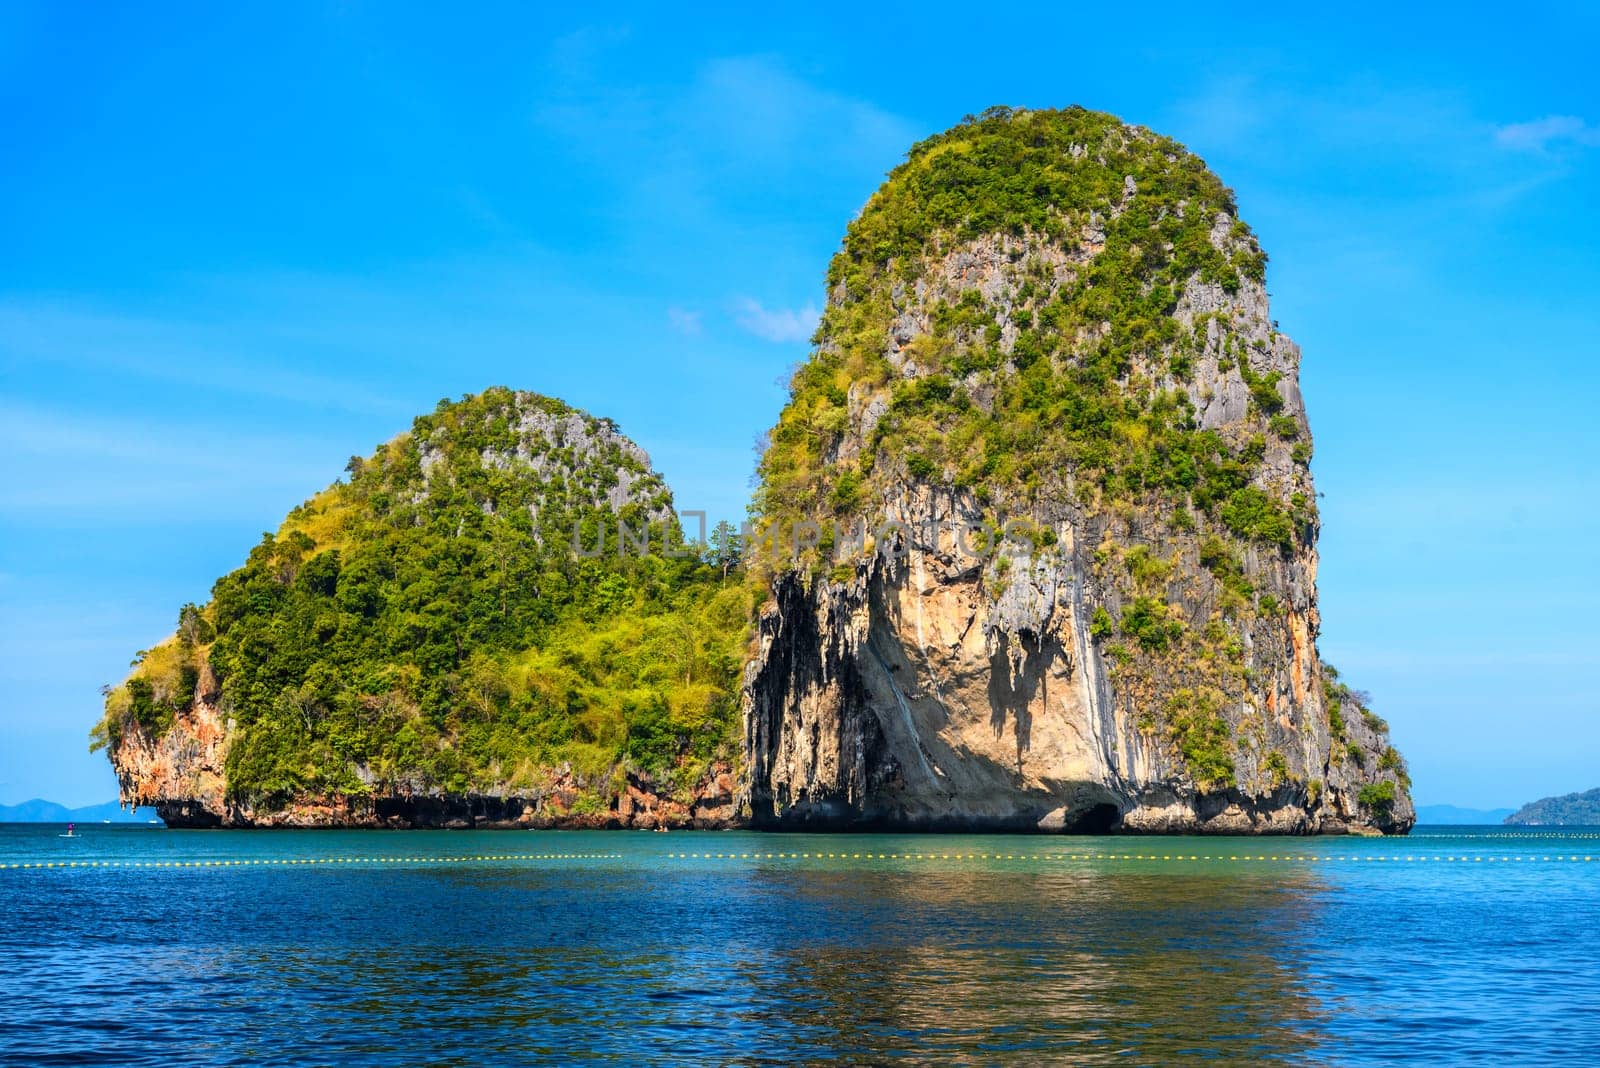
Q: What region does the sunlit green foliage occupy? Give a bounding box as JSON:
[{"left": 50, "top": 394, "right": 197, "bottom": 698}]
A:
[
  {"left": 1358, "top": 780, "right": 1397, "bottom": 818},
  {"left": 1159, "top": 687, "right": 1236, "bottom": 791},
  {"left": 95, "top": 388, "right": 750, "bottom": 808},
  {"left": 1119, "top": 597, "right": 1185, "bottom": 652},
  {"left": 1219, "top": 487, "right": 1294, "bottom": 548},
  {"left": 1264, "top": 749, "right": 1294, "bottom": 787},
  {"left": 1199, "top": 534, "right": 1253, "bottom": 606},
  {"left": 1089, "top": 605, "right": 1114, "bottom": 640},
  {"left": 755, "top": 106, "right": 1294, "bottom": 551}
]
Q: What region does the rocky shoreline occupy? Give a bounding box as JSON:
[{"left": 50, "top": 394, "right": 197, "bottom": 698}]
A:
[{"left": 147, "top": 764, "right": 741, "bottom": 830}]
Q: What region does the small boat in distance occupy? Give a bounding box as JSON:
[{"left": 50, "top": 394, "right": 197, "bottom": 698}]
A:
[{"left": 59, "top": 822, "right": 79, "bottom": 839}]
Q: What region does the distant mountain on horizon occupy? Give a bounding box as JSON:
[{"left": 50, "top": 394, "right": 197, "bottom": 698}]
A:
[
  {"left": 1415, "top": 804, "right": 1516, "bottom": 825},
  {"left": 0, "top": 798, "right": 150, "bottom": 823},
  {"left": 1505, "top": 788, "right": 1600, "bottom": 826}
]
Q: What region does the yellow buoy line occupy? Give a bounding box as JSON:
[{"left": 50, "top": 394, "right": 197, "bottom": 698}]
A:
[
  {"left": 0, "top": 852, "right": 620, "bottom": 871},
  {"left": 1413, "top": 831, "right": 1600, "bottom": 839},
  {"left": 657, "top": 851, "right": 1599, "bottom": 863},
  {"left": 3, "top": 850, "right": 1597, "bottom": 871}
]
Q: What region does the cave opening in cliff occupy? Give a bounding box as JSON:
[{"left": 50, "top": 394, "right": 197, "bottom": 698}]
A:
[{"left": 1069, "top": 803, "right": 1121, "bottom": 834}]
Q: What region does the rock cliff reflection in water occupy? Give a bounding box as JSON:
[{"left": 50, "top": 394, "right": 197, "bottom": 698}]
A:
[{"left": 2, "top": 827, "right": 1597, "bottom": 1065}]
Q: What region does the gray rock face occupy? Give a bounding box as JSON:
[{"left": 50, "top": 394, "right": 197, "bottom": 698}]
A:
[
  {"left": 418, "top": 392, "right": 676, "bottom": 529},
  {"left": 740, "top": 168, "right": 1413, "bottom": 835}
]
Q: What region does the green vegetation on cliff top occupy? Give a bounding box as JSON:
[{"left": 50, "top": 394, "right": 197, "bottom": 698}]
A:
[
  {"left": 755, "top": 106, "right": 1296, "bottom": 550},
  {"left": 93, "top": 388, "right": 751, "bottom": 809}
]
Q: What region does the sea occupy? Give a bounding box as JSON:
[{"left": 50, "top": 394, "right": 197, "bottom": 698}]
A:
[{"left": 2, "top": 824, "right": 1596, "bottom": 1065}]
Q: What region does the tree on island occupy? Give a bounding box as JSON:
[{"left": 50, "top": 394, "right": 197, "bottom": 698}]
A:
[{"left": 706, "top": 520, "right": 742, "bottom": 583}]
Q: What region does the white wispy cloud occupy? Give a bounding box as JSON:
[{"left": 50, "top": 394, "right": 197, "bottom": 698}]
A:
[
  {"left": 539, "top": 52, "right": 917, "bottom": 174},
  {"left": 0, "top": 400, "right": 341, "bottom": 516},
  {"left": 1169, "top": 77, "right": 1489, "bottom": 178},
  {"left": 687, "top": 57, "right": 916, "bottom": 173},
  {"left": 1494, "top": 115, "right": 1600, "bottom": 154},
  {"left": 533, "top": 52, "right": 918, "bottom": 232},
  {"left": 1160, "top": 77, "right": 1596, "bottom": 270},
  {"left": 667, "top": 306, "right": 704, "bottom": 336},
  {"left": 0, "top": 299, "right": 410, "bottom": 417},
  {"left": 732, "top": 298, "right": 819, "bottom": 343}
]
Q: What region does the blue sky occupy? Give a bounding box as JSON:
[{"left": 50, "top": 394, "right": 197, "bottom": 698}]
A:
[{"left": 2, "top": 2, "right": 1597, "bottom": 809}]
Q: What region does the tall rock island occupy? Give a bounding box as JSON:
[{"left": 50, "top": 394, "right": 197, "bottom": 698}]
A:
[
  {"left": 740, "top": 106, "right": 1412, "bottom": 834},
  {"left": 97, "top": 106, "right": 1411, "bottom": 834}
]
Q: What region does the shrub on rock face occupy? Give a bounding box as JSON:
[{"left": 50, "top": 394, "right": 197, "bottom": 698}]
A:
[
  {"left": 1120, "top": 597, "right": 1184, "bottom": 652},
  {"left": 1359, "top": 781, "right": 1397, "bottom": 819},
  {"left": 1220, "top": 487, "right": 1294, "bottom": 549}
]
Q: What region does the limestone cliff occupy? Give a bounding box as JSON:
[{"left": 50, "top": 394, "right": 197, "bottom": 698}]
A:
[
  {"left": 96, "top": 108, "right": 1413, "bottom": 837},
  {"left": 740, "top": 106, "right": 1413, "bottom": 834}
]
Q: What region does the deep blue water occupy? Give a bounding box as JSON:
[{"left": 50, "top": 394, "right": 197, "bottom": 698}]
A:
[{"left": 2, "top": 824, "right": 1597, "bottom": 1065}]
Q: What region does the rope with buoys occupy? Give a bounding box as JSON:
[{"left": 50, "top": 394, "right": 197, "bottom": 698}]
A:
[
  {"left": 0, "top": 852, "right": 620, "bottom": 870},
  {"left": 4, "top": 850, "right": 1597, "bottom": 871}
]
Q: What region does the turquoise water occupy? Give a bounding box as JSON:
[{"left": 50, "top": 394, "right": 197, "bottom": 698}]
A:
[{"left": 2, "top": 825, "right": 1597, "bottom": 1065}]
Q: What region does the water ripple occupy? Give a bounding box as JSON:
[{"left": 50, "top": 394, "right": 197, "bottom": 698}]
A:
[{"left": 2, "top": 826, "right": 1597, "bottom": 1065}]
